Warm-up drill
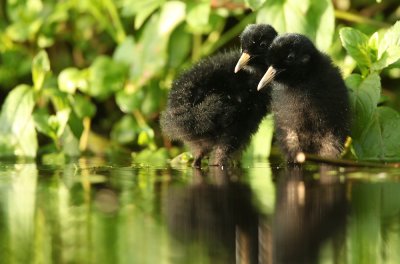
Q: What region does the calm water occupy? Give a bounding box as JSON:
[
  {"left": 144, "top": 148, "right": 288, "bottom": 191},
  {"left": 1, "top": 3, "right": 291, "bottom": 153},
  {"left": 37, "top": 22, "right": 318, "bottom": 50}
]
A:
[{"left": 0, "top": 157, "right": 400, "bottom": 264}]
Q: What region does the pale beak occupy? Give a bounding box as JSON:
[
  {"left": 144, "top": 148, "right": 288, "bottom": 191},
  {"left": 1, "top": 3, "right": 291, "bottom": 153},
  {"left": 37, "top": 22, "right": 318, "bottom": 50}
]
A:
[
  {"left": 234, "top": 52, "right": 251, "bottom": 73},
  {"left": 257, "top": 66, "right": 277, "bottom": 91}
]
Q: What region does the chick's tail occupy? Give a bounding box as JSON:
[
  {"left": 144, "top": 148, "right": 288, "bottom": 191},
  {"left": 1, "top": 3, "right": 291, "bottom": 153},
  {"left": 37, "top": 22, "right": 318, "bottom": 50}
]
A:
[{"left": 160, "top": 94, "right": 224, "bottom": 141}]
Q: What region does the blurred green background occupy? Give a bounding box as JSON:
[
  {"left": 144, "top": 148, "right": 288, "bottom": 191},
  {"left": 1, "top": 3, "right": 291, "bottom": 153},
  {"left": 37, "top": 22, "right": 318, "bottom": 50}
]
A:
[{"left": 0, "top": 0, "right": 399, "bottom": 162}]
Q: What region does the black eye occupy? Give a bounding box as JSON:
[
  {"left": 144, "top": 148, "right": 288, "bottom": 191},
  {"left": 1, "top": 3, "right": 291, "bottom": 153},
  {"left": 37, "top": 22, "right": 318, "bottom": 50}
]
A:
[{"left": 287, "top": 53, "right": 295, "bottom": 62}]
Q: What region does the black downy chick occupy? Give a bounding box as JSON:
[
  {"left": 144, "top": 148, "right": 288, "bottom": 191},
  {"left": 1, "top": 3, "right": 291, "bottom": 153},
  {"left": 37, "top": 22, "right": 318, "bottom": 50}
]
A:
[
  {"left": 160, "top": 24, "right": 278, "bottom": 168},
  {"left": 257, "top": 33, "right": 350, "bottom": 163}
]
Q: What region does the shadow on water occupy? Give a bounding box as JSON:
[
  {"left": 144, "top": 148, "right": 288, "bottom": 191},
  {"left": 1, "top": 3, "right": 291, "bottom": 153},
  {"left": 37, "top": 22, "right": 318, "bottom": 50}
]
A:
[
  {"left": 0, "top": 158, "right": 400, "bottom": 263},
  {"left": 272, "top": 166, "right": 347, "bottom": 264},
  {"left": 165, "top": 167, "right": 261, "bottom": 263},
  {"left": 165, "top": 165, "right": 347, "bottom": 264}
]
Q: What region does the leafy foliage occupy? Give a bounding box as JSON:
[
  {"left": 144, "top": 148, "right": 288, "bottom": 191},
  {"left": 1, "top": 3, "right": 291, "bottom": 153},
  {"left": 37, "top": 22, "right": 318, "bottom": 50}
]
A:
[
  {"left": 0, "top": 0, "right": 400, "bottom": 162},
  {"left": 255, "top": 0, "right": 334, "bottom": 51},
  {"left": 340, "top": 21, "right": 400, "bottom": 160}
]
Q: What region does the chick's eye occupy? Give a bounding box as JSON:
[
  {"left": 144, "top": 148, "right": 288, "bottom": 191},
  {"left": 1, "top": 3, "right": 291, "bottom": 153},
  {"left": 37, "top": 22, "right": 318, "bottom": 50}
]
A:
[{"left": 287, "top": 53, "right": 295, "bottom": 62}]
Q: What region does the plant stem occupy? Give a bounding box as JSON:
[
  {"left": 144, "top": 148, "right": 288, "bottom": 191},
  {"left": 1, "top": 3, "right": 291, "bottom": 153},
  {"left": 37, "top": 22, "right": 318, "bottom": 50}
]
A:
[
  {"left": 201, "top": 12, "right": 256, "bottom": 56},
  {"left": 133, "top": 109, "right": 147, "bottom": 127},
  {"left": 102, "top": 0, "right": 126, "bottom": 43},
  {"left": 334, "top": 10, "right": 390, "bottom": 28},
  {"left": 296, "top": 152, "right": 400, "bottom": 168},
  {"left": 79, "top": 117, "right": 91, "bottom": 151},
  {"left": 191, "top": 34, "right": 202, "bottom": 62}
]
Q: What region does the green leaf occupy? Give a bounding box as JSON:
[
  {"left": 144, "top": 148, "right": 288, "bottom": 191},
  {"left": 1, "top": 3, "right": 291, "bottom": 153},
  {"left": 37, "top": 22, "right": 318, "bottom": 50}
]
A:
[
  {"left": 140, "top": 83, "right": 165, "bottom": 116},
  {"left": 58, "top": 68, "right": 88, "bottom": 94},
  {"left": 33, "top": 107, "right": 72, "bottom": 143},
  {"left": 60, "top": 125, "right": 80, "bottom": 156},
  {"left": 257, "top": 0, "right": 334, "bottom": 51},
  {"left": 0, "top": 85, "right": 37, "bottom": 157},
  {"left": 33, "top": 109, "right": 57, "bottom": 140},
  {"left": 373, "top": 21, "right": 400, "bottom": 71},
  {"left": 121, "top": 0, "right": 165, "bottom": 29},
  {"left": 243, "top": 115, "right": 274, "bottom": 159},
  {"left": 346, "top": 73, "right": 381, "bottom": 138},
  {"left": 54, "top": 108, "right": 71, "bottom": 137},
  {"left": 44, "top": 87, "right": 70, "bottom": 111},
  {"left": 6, "top": 19, "right": 42, "bottom": 42},
  {"left": 113, "top": 36, "right": 136, "bottom": 65},
  {"left": 138, "top": 127, "right": 154, "bottom": 146},
  {"left": 32, "top": 50, "right": 51, "bottom": 91},
  {"left": 86, "top": 56, "right": 128, "bottom": 100},
  {"left": 115, "top": 89, "right": 145, "bottom": 113},
  {"left": 167, "top": 25, "right": 192, "bottom": 69},
  {"left": 110, "top": 115, "right": 139, "bottom": 144},
  {"left": 71, "top": 94, "right": 96, "bottom": 118},
  {"left": 340, "top": 27, "right": 371, "bottom": 72},
  {"left": 353, "top": 107, "right": 400, "bottom": 160},
  {"left": 186, "top": 1, "right": 210, "bottom": 33},
  {"left": 159, "top": 1, "right": 186, "bottom": 36},
  {"left": 67, "top": 110, "right": 84, "bottom": 140},
  {"left": 245, "top": 0, "right": 267, "bottom": 10},
  {"left": 132, "top": 148, "right": 169, "bottom": 166},
  {"left": 128, "top": 3, "right": 184, "bottom": 85}
]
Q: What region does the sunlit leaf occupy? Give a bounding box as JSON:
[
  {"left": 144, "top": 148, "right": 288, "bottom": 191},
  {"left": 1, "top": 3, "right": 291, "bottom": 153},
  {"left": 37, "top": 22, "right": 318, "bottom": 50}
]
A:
[
  {"left": 58, "top": 68, "right": 88, "bottom": 94},
  {"left": 32, "top": 50, "right": 51, "bottom": 91},
  {"left": 245, "top": 0, "right": 267, "bottom": 10},
  {"left": 257, "top": 0, "right": 334, "bottom": 51},
  {"left": 113, "top": 36, "right": 136, "bottom": 65},
  {"left": 0, "top": 85, "right": 37, "bottom": 157},
  {"left": 6, "top": 19, "right": 42, "bottom": 42},
  {"left": 138, "top": 128, "right": 154, "bottom": 146},
  {"left": 34, "top": 107, "right": 72, "bottom": 145},
  {"left": 128, "top": 2, "right": 184, "bottom": 86},
  {"left": 86, "top": 56, "right": 128, "bottom": 100},
  {"left": 340, "top": 27, "right": 371, "bottom": 72},
  {"left": 243, "top": 115, "right": 274, "bottom": 159},
  {"left": 121, "top": 0, "right": 165, "bottom": 29},
  {"left": 132, "top": 148, "right": 169, "bottom": 166},
  {"left": 33, "top": 108, "right": 57, "bottom": 140},
  {"left": 60, "top": 125, "right": 80, "bottom": 156},
  {"left": 373, "top": 21, "right": 400, "bottom": 71},
  {"left": 159, "top": 1, "right": 185, "bottom": 36},
  {"left": 115, "top": 89, "right": 145, "bottom": 113},
  {"left": 186, "top": 1, "right": 210, "bottom": 33},
  {"left": 54, "top": 108, "right": 71, "bottom": 137}
]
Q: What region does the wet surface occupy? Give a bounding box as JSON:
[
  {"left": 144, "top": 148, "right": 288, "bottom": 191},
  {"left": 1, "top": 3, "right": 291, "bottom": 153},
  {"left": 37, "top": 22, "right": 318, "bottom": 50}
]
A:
[{"left": 0, "top": 158, "right": 400, "bottom": 263}]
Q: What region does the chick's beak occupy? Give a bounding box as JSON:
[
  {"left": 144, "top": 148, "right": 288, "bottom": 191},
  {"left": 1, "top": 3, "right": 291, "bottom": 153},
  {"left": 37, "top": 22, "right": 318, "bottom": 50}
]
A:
[
  {"left": 257, "top": 66, "right": 277, "bottom": 91},
  {"left": 234, "top": 52, "right": 251, "bottom": 73}
]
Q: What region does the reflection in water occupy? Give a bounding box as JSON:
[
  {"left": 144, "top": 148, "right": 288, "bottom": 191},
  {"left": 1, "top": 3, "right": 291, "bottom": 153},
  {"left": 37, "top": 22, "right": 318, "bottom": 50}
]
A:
[
  {"left": 0, "top": 160, "right": 400, "bottom": 263},
  {"left": 273, "top": 166, "right": 347, "bottom": 264},
  {"left": 164, "top": 166, "right": 348, "bottom": 264},
  {"left": 165, "top": 167, "right": 263, "bottom": 264}
]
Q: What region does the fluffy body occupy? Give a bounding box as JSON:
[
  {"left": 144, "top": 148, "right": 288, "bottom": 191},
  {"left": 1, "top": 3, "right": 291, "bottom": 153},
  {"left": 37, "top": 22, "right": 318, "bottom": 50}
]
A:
[
  {"left": 161, "top": 24, "right": 277, "bottom": 167},
  {"left": 262, "top": 34, "right": 350, "bottom": 162},
  {"left": 161, "top": 51, "right": 270, "bottom": 167}
]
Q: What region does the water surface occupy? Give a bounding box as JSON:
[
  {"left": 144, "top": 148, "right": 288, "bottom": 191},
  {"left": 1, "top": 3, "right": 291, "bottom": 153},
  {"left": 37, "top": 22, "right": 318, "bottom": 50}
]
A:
[{"left": 0, "top": 157, "right": 400, "bottom": 263}]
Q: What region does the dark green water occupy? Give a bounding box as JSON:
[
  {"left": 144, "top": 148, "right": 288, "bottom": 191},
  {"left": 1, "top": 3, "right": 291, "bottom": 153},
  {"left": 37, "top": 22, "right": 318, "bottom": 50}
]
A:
[{"left": 0, "top": 157, "right": 400, "bottom": 264}]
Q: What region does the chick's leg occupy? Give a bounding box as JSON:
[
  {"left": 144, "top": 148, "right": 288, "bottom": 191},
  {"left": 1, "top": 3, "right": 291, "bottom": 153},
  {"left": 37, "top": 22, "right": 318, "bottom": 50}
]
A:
[
  {"left": 210, "top": 144, "right": 235, "bottom": 167},
  {"left": 190, "top": 141, "right": 213, "bottom": 168}
]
